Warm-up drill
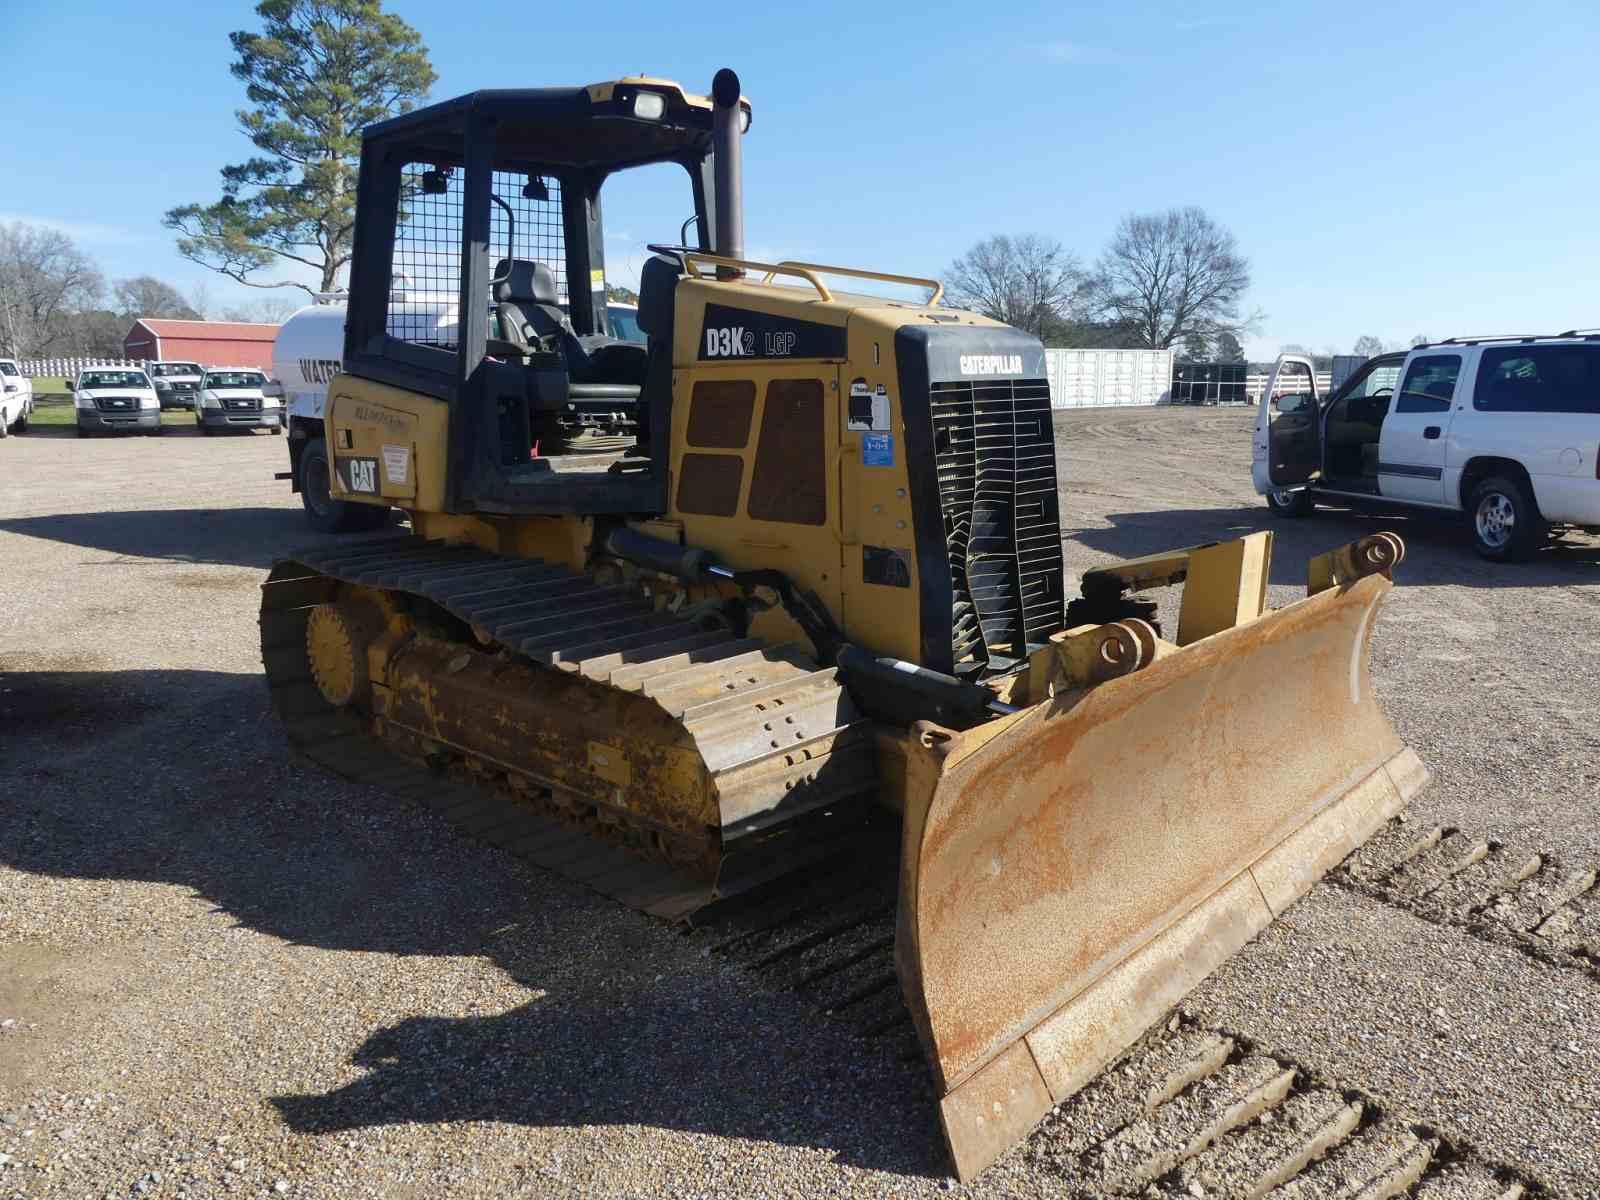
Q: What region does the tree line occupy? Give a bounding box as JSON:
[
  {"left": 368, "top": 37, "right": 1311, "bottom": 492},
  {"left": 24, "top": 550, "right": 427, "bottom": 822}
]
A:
[
  {"left": 0, "top": 221, "right": 300, "bottom": 361},
  {"left": 1280, "top": 334, "right": 1435, "bottom": 372},
  {"left": 944, "top": 210, "right": 1258, "bottom": 361}
]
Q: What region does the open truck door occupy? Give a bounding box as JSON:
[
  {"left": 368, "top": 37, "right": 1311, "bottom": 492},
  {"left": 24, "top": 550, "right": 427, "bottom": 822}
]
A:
[{"left": 1252, "top": 354, "right": 1322, "bottom": 494}]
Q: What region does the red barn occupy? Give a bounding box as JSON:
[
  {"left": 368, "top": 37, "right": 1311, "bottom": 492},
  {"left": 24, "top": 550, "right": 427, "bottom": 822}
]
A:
[{"left": 124, "top": 319, "right": 279, "bottom": 369}]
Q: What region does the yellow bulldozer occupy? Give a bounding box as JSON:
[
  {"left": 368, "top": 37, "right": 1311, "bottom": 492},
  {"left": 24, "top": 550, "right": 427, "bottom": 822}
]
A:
[{"left": 261, "top": 69, "right": 1426, "bottom": 1178}]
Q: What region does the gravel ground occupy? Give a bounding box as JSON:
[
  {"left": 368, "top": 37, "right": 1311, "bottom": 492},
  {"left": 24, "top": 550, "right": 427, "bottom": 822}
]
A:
[{"left": 2, "top": 410, "right": 1597, "bottom": 1198}]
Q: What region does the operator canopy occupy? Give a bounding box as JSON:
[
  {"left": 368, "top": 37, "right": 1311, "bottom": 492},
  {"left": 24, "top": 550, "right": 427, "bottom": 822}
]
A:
[{"left": 364, "top": 77, "right": 753, "bottom": 171}]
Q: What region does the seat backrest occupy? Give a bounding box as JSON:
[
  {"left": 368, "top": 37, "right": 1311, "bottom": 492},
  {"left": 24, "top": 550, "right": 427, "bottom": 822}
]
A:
[
  {"left": 637, "top": 255, "right": 682, "bottom": 338},
  {"left": 493, "top": 259, "right": 569, "bottom": 352},
  {"left": 635, "top": 255, "right": 684, "bottom": 454}
]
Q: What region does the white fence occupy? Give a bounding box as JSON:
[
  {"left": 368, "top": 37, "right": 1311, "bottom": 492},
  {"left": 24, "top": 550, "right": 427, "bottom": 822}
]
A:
[
  {"left": 19, "top": 357, "right": 148, "bottom": 378},
  {"left": 1045, "top": 348, "right": 1173, "bottom": 409},
  {"left": 1243, "top": 373, "right": 1333, "bottom": 404}
]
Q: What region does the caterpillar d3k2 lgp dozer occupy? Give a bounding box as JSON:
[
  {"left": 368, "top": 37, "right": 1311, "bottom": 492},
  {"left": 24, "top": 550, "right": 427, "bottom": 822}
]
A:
[{"left": 261, "top": 69, "right": 1428, "bottom": 1178}]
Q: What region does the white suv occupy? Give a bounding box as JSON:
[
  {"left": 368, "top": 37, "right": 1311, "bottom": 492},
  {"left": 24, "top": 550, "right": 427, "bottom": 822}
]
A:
[{"left": 1253, "top": 334, "right": 1600, "bottom": 560}]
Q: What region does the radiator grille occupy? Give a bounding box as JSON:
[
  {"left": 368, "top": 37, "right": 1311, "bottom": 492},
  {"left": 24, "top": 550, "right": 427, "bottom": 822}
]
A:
[{"left": 929, "top": 377, "right": 1063, "bottom": 671}]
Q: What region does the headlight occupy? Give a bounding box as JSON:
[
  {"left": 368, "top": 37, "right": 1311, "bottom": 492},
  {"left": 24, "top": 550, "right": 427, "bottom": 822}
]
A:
[
  {"left": 139, "top": 395, "right": 158, "bottom": 410},
  {"left": 262, "top": 396, "right": 282, "bottom": 408},
  {"left": 632, "top": 91, "right": 666, "bottom": 120},
  {"left": 200, "top": 394, "right": 221, "bottom": 409},
  {"left": 154, "top": 380, "right": 171, "bottom": 390},
  {"left": 75, "top": 395, "right": 95, "bottom": 410}
]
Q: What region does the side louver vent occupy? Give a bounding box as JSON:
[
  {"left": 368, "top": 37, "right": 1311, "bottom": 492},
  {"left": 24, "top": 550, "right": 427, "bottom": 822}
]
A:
[{"left": 929, "top": 377, "right": 1064, "bottom": 672}]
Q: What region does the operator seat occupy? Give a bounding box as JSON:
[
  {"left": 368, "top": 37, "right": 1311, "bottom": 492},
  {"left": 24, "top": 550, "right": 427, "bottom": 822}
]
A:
[
  {"left": 494, "top": 258, "right": 572, "bottom": 358},
  {"left": 493, "top": 257, "right": 646, "bottom": 387}
]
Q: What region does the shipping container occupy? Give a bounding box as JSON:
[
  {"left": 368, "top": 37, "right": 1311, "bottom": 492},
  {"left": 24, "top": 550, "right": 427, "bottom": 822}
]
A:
[
  {"left": 1171, "top": 362, "right": 1248, "bottom": 405},
  {"left": 1044, "top": 348, "right": 1173, "bottom": 409}
]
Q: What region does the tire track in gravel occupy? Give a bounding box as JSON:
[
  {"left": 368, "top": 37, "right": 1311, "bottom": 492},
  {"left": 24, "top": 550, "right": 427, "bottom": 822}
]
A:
[
  {"left": 681, "top": 843, "right": 1549, "bottom": 1196},
  {"left": 1333, "top": 817, "right": 1600, "bottom": 980},
  {"left": 1011, "top": 1014, "right": 1543, "bottom": 1198}
]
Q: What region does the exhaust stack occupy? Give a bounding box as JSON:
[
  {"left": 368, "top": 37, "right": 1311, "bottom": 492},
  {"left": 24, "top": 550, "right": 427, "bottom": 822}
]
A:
[{"left": 711, "top": 68, "right": 745, "bottom": 278}]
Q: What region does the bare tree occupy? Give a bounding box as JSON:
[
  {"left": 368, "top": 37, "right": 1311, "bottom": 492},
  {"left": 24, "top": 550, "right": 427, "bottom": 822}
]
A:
[
  {"left": 0, "top": 221, "right": 105, "bottom": 358},
  {"left": 1352, "top": 335, "right": 1385, "bottom": 358},
  {"left": 189, "top": 280, "right": 217, "bottom": 319},
  {"left": 944, "top": 234, "right": 1084, "bottom": 341},
  {"left": 1085, "top": 207, "right": 1256, "bottom": 349},
  {"left": 1410, "top": 334, "right": 1432, "bottom": 347},
  {"left": 220, "top": 296, "right": 300, "bottom": 323},
  {"left": 1214, "top": 331, "right": 1245, "bottom": 362},
  {"left": 114, "top": 275, "right": 201, "bottom": 319},
  {"left": 1279, "top": 342, "right": 1333, "bottom": 371}
]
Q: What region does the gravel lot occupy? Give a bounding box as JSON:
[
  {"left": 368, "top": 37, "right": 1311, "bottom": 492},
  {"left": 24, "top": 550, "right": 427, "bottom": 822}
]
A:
[{"left": 2, "top": 410, "right": 1597, "bottom": 1198}]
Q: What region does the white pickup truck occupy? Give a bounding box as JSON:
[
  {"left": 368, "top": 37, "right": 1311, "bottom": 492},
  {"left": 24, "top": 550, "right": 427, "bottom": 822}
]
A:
[
  {"left": 1254, "top": 334, "right": 1600, "bottom": 560},
  {"left": 0, "top": 359, "right": 33, "bottom": 436}
]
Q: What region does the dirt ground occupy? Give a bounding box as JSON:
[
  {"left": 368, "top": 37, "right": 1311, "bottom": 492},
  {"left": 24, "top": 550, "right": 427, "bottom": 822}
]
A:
[{"left": 1, "top": 410, "right": 1597, "bottom": 1198}]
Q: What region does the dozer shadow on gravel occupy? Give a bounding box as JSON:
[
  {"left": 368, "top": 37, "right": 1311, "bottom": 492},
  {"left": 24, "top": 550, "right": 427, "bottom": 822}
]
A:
[{"left": 261, "top": 69, "right": 1427, "bottom": 1179}]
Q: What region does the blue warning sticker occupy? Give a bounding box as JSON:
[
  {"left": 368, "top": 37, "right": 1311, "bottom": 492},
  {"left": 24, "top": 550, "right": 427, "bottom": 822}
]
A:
[{"left": 862, "top": 433, "right": 894, "bottom": 467}]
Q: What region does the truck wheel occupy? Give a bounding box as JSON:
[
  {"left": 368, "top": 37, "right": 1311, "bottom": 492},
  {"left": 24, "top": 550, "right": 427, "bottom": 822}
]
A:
[
  {"left": 14, "top": 409, "right": 26, "bottom": 433},
  {"left": 300, "top": 437, "right": 391, "bottom": 533},
  {"left": 1265, "top": 488, "right": 1314, "bottom": 517},
  {"left": 0, "top": 414, "right": 9, "bottom": 438},
  {"left": 1469, "top": 475, "right": 1545, "bottom": 562}
]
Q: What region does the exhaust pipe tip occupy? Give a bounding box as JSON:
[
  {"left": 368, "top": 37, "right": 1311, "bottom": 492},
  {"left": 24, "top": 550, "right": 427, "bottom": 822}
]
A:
[{"left": 711, "top": 68, "right": 742, "bottom": 108}]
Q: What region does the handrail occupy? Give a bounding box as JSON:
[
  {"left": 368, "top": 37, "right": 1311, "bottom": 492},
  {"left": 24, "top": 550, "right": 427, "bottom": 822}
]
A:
[
  {"left": 765, "top": 260, "right": 944, "bottom": 307},
  {"left": 680, "top": 251, "right": 832, "bottom": 302},
  {"left": 673, "top": 249, "right": 946, "bottom": 307}
]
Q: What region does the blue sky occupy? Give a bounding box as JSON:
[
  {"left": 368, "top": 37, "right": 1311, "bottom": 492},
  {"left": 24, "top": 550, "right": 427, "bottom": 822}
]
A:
[{"left": 3, "top": 0, "right": 1598, "bottom": 358}]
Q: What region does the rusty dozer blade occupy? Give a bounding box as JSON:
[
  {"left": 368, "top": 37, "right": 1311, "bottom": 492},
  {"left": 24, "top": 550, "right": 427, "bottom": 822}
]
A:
[{"left": 895, "top": 536, "right": 1428, "bottom": 1180}]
